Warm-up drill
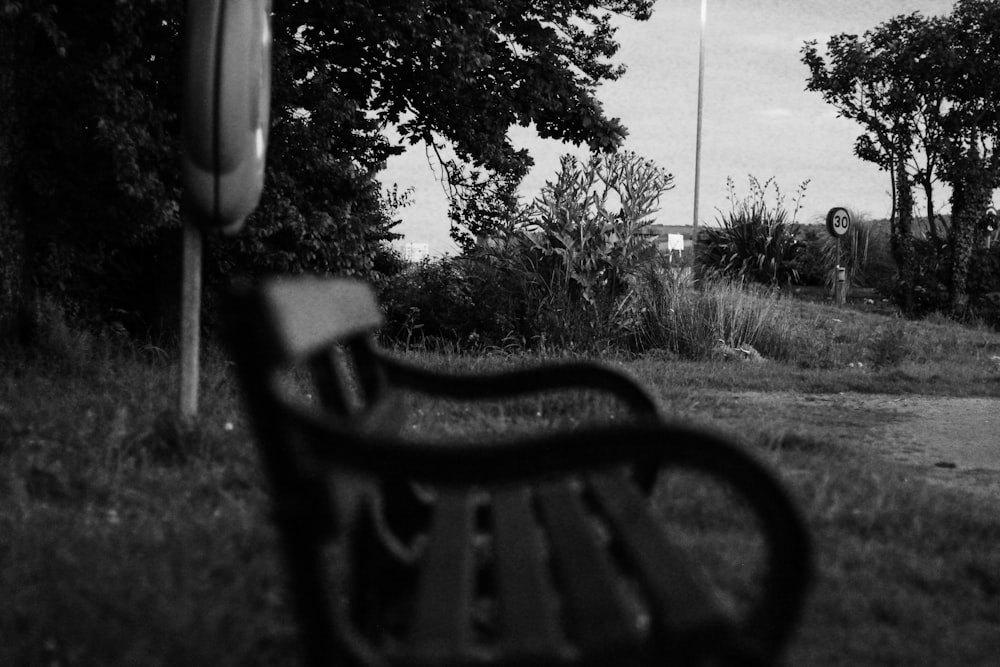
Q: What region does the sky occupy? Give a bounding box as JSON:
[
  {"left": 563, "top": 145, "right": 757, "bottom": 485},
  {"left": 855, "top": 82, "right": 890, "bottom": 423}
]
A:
[{"left": 382, "top": 0, "right": 960, "bottom": 256}]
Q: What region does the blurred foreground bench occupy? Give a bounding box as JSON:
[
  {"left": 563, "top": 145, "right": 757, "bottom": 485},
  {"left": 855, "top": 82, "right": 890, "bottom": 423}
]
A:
[{"left": 225, "top": 276, "right": 812, "bottom": 667}]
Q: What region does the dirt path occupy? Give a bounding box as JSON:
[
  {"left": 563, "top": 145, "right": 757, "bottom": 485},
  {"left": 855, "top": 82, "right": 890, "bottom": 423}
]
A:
[
  {"left": 855, "top": 393, "right": 1000, "bottom": 501},
  {"left": 710, "top": 392, "right": 1000, "bottom": 502}
]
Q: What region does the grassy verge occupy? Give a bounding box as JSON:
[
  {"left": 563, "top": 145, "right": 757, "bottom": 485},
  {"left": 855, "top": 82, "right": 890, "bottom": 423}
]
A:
[{"left": 1, "top": 299, "right": 999, "bottom": 665}]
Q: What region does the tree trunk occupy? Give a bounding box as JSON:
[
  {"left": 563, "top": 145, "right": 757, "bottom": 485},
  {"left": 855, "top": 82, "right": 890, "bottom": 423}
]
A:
[
  {"left": 923, "top": 178, "right": 938, "bottom": 242},
  {"left": 891, "top": 156, "right": 917, "bottom": 315},
  {"left": 888, "top": 155, "right": 897, "bottom": 238},
  {"left": 947, "top": 151, "right": 992, "bottom": 316}
]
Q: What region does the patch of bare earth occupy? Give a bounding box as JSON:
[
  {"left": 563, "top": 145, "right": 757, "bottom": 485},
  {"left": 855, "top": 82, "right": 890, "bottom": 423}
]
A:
[{"left": 703, "top": 391, "right": 1000, "bottom": 502}]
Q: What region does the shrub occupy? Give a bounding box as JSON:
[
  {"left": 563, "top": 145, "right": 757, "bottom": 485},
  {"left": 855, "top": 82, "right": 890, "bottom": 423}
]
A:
[
  {"left": 897, "top": 239, "right": 1000, "bottom": 326},
  {"left": 469, "top": 151, "right": 675, "bottom": 351},
  {"left": 379, "top": 258, "right": 481, "bottom": 349},
  {"left": 793, "top": 214, "right": 894, "bottom": 294},
  {"left": 697, "top": 176, "right": 809, "bottom": 286},
  {"left": 790, "top": 225, "right": 830, "bottom": 287},
  {"left": 867, "top": 319, "right": 912, "bottom": 368}
]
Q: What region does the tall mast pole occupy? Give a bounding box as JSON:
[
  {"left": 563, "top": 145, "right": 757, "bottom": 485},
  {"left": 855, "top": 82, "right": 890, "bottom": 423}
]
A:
[{"left": 692, "top": 0, "right": 707, "bottom": 252}]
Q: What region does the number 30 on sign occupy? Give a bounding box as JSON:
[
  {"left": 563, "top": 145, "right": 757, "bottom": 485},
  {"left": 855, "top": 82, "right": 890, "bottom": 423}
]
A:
[{"left": 826, "top": 207, "right": 851, "bottom": 237}]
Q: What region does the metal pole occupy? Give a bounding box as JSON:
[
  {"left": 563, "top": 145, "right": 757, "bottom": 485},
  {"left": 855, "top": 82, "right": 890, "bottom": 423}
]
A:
[
  {"left": 835, "top": 237, "right": 845, "bottom": 306},
  {"left": 692, "top": 0, "right": 707, "bottom": 259},
  {"left": 179, "top": 211, "right": 202, "bottom": 424}
]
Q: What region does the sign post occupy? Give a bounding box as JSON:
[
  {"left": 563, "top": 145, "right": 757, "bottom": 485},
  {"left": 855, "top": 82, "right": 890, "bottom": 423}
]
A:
[
  {"left": 178, "top": 0, "right": 272, "bottom": 424},
  {"left": 825, "top": 207, "right": 851, "bottom": 306},
  {"left": 179, "top": 212, "right": 202, "bottom": 423}
]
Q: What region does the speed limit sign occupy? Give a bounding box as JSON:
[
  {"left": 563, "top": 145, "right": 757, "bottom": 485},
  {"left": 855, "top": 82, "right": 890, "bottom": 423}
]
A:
[{"left": 826, "top": 207, "right": 851, "bottom": 237}]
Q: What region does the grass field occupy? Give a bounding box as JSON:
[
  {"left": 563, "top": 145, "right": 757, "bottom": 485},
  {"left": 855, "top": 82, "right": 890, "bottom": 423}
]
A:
[{"left": 1, "top": 296, "right": 999, "bottom": 665}]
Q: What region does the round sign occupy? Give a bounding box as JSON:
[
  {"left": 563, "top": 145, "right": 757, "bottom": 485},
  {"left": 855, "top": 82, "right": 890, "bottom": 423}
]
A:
[
  {"left": 826, "top": 207, "right": 851, "bottom": 237},
  {"left": 181, "top": 0, "right": 272, "bottom": 235}
]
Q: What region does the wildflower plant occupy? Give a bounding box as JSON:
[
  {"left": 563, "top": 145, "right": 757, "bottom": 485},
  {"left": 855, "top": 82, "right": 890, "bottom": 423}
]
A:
[
  {"left": 698, "top": 175, "right": 810, "bottom": 285},
  {"left": 473, "top": 150, "right": 675, "bottom": 349},
  {"left": 523, "top": 151, "right": 674, "bottom": 305}
]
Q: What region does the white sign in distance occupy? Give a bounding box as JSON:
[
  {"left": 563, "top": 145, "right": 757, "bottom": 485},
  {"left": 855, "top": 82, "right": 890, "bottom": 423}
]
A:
[{"left": 826, "top": 207, "right": 851, "bottom": 238}]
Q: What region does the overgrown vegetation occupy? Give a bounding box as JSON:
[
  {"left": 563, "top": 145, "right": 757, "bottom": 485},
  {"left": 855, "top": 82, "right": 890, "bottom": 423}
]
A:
[
  {"left": 383, "top": 151, "right": 675, "bottom": 352},
  {"left": 0, "top": 0, "right": 657, "bottom": 342},
  {"left": 803, "top": 0, "right": 1000, "bottom": 316}
]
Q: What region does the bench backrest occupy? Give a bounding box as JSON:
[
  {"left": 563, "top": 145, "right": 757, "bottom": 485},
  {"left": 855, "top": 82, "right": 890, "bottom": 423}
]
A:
[
  {"left": 239, "top": 277, "right": 383, "bottom": 367},
  {"left": 226, "top": 277, "right": 391, "bottom": 539}
]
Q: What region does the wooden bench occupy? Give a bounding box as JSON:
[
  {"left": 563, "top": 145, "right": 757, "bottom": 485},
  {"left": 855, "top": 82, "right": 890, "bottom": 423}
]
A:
[{"left": 225, "top": 276, "right": 812, "bottom": 666}]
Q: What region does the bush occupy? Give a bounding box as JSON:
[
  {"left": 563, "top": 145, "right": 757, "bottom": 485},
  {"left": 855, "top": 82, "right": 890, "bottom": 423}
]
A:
[
  {"left": 379, "top": 257, "right": 481, "bottom": 350},
  {"left": 793, "top": 214, "right": 895, "bottom": 294},
  {"left": 697, "top": 176, "right": 809, "bottom": 286},
  {"left": 790, "top": 225, "right": 830, "bottom": 287},
  {"left": 867, "top": 319, "right": 912, "bottom": 369},
  {"left": 466, "top": 151, "right": 675, "bottom": 352},
  {"left": 965, "top": 244, "right": 1000, "bottom": 326}
]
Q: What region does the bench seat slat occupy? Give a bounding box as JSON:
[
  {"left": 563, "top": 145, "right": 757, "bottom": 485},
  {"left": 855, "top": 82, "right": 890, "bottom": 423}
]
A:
[
  {"left": 409, "top": 490, "right": 477, "bottom": 662},
  {"left": 492, "top": 486, "right": 566, "bottom": 662},
  {"left": 535, "top": 481, "right": 642, "bottom": 661},
  {"left": 587, "top": 472, "right": 728, "bottom": 645}
]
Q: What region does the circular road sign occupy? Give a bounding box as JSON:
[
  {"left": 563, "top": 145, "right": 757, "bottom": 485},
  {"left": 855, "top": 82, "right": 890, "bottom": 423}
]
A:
[
  {"left": 826, "top": 207, "right": 851, "bottom": 237},
  {"left": 181, "top": 0, "right": 272, "bottom": 235}
]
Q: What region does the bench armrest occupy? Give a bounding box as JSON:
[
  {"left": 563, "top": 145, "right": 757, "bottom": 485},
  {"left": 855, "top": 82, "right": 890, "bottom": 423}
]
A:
[
  {"left": 283, "top": 403, "right": 811, "bottom": 661},
  {"left": 375, "top": 351, "right": 660, "bottom": 419}
]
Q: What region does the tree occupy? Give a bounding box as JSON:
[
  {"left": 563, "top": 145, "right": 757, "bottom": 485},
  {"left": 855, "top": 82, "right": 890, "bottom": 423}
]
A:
[
  {"left": 0, "top": 0, "right": 657, "bottom": 340},
  {"left": 1, "top": 1, "right": 408, "bottom": 337},
  {"left": 0, "top": 2, "right": 66, "bottom": 341},
  {"left": 802, "top": 12, "right": 942, "bottom": 313},
  {"left": 443, "top": 164, "right": 525, "bottom": 253},
  {"left": 803, "top": 1, "right": 1000, "bottom": 315},
  {"left": 282, "top": 0, "right": 656, "bottom": 247},
  {"left": 933, "top": 0, "right": 1000, "bottom": 313}
]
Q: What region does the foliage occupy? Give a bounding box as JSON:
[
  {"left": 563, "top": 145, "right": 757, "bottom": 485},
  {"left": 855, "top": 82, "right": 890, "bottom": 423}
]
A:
[
  {"left": 379, "top": 257, "right": 481, "bottom": 350},
  {"left": 801, "top": 11, "right": 944, "bottom": 217},
  {"left": 0, "top": 1, "right": 407, "bottom": 338},
  {"left": 866, "top": 318, "right": 912, "bottom": 369},
  {"left": 793, "top": 214, "right": 894, "bottom": 297},
  {"left": 382, "top": 151, "right": 674, "bottom": 353},
  {"left": 0, "top": 0, "right": 658, "bottom": 340},
  {"left": 444, "top": 164, "right": 525, "bottom": 254},
  {"left": 478, "top": 151, "right": 674, "bottom": 349},
  {"left": 802, "top": 0, "right": 1000, "bottom": 316},
  {"left": 627, "top": 269, "right": 794, "bottom": 360},
  {"left": 893, "top": 236, "right": 1000, "bottom": 324},
  {"left": 789, "top": 226, "right": 831, "bottom": 288},
  {"left": 697, "top": 176, "right": 808, "bottom": 286},
  {"left": 524, "top": 152, "right": 672, "bottom": 303},
  {"left": 300, "top": 0, "right": 654, "bottom": 173},
  {"left": 286, "top": 0, "right": 657, "bottom": 258}
]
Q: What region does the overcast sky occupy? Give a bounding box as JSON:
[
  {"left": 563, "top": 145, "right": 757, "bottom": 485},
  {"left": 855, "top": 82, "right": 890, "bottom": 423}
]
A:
[{"left": 383, "top": 0, "right": 960, "bottom": 255}]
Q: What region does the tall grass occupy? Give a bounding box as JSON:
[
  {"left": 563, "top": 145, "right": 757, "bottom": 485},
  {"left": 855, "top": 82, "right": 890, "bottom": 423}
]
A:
[{"left": 628, "top": 268, "right": 792, "bottom": 358}]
